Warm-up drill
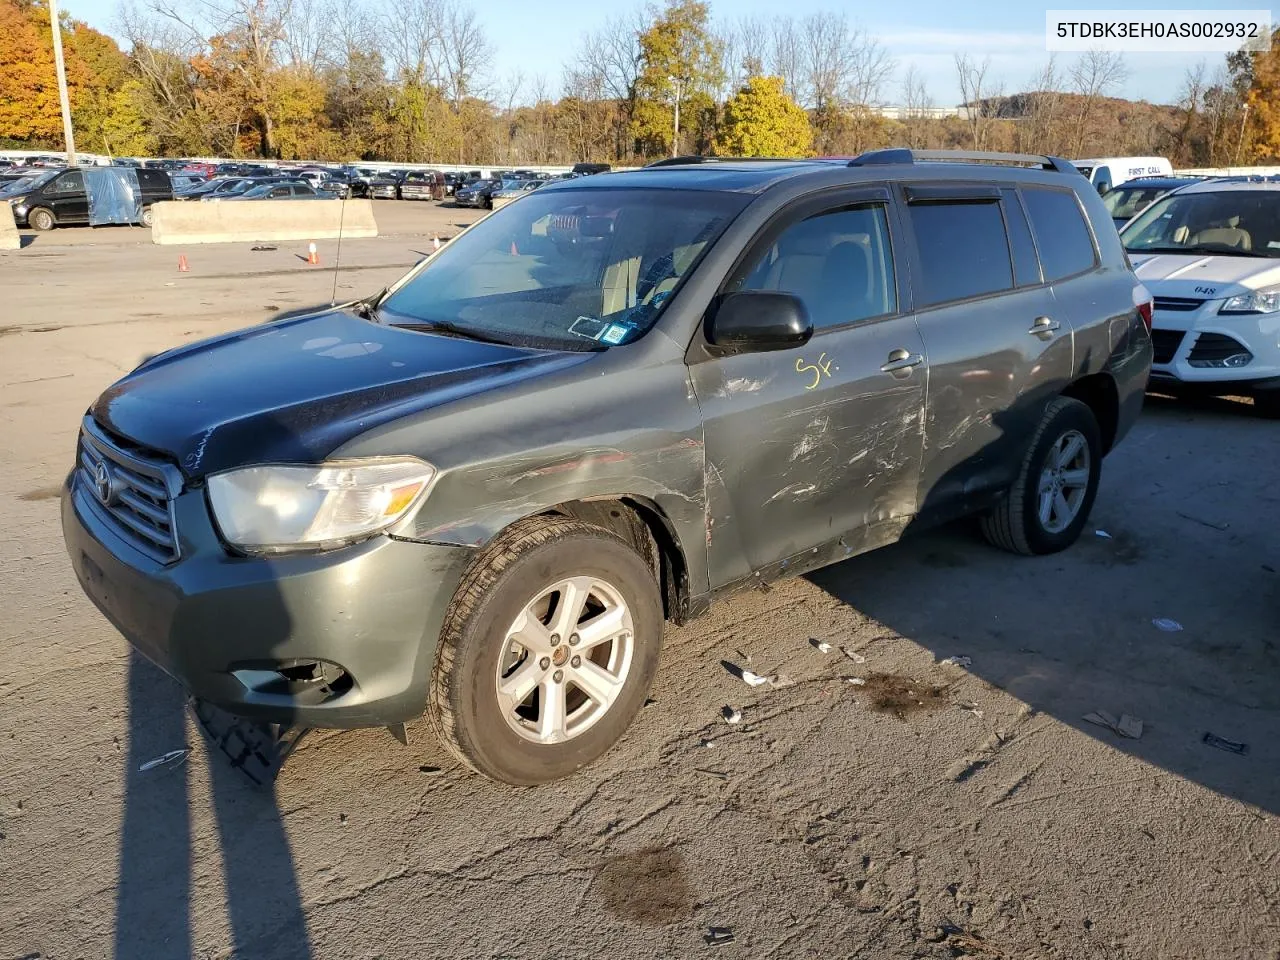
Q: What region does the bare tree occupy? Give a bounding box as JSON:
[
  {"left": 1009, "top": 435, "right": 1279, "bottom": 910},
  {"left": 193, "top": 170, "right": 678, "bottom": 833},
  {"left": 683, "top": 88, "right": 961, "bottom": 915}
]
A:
[
  {"left": 1022, "top": 54, "right": 1065, "bottom": 154},
  {"left": 1069, "top": 49, "right": 1127, "bottom": 156},
  {"left": 382, "top": 0, "right": 445, "bottom": 85},
  {"left": 736, "top": 15, "right": 768, "bottom": 77},
  {"left": 954, "top": 53, "right": 993, "bottom": 150},
  {"left": 440, "top": 0, "right": 492, "bottom": 107},
  {"left": 769, "top": 16, "right": 803, "bottom": 103},
  {"left": 281, "top": 0, "right": 324, "bottom": 72},
  {"left": 900, "top": 63, "right": 932, "bottom": 148},
  {"left": 573, "top": 8, "right": 645, "bottom": 161}
]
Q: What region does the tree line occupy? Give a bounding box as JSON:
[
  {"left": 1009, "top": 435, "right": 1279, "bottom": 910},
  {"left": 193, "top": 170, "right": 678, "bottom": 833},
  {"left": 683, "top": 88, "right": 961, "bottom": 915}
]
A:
[{"left": 1, "top": 0, "right": 1277, "bottom": 166}]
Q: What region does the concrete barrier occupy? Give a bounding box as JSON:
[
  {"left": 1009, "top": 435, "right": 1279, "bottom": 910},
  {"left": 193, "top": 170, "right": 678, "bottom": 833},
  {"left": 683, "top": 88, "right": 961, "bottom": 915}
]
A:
[
  {"left": 0, "top": 202, "right": 18, "bottom": 250},
  {"left": 150, "top": 198, "right": 378, "bottom": 245}
]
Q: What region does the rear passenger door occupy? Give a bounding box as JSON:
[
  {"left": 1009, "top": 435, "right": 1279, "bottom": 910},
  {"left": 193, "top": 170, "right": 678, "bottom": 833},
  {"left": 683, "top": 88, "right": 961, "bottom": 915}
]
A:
[
  {"left": 691, "top": 187, "right": 929, "bottom": 587},
  {"left": 902, "top": 184, "right": 1073, "bottom": 523}
]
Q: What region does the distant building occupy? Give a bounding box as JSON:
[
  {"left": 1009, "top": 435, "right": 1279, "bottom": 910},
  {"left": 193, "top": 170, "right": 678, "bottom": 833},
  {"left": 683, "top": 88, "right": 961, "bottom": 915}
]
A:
[{"left": 870, "top": 105, "right": 966, "bottom": 120}]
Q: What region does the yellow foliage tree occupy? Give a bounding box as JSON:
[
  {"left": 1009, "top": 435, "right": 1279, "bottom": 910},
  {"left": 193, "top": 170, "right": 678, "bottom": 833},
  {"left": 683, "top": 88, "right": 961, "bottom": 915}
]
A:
[
  {"left": 715, "top": 75, "right": 813, "bottom": 158},
  {"left": 1245, "top": 29, "right": 1280, "bottom": 161}
]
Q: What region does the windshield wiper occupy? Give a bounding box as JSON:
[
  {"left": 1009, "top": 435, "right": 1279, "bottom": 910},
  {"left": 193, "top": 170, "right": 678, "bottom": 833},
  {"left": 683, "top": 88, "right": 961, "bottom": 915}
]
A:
[
  {"left": 1128, "top": 244, "right": 1274, "bottom": 258},
  {"left": 394, "top": 320, "right": 513, "bottom": 345}
]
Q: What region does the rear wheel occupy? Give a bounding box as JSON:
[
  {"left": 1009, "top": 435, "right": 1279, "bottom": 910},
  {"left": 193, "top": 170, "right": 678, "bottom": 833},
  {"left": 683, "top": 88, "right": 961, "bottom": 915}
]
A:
[
  {"left": 28, "top": 207, "right": 55, "bottom": 231},
  {"left": 981, "top": 397, "right": 1102, "bottom": 555},
  {"left": 430, "top": 516, "right": 663, "bottom": 785}
]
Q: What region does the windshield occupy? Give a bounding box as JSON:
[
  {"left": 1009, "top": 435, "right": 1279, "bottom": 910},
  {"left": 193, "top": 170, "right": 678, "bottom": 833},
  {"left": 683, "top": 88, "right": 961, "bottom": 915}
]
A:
[
  {"left": 378, "top": 187, "right": 747, "bottom": 350},
  {"left": 1102, "top": 184, "right": 1171, "bottom": 222},
  {"left": 1122, "top": 189, "right": 1280, "bottom": 257},
  {"left": 3, "top": 170, "right": 57, "bottom": 195}
]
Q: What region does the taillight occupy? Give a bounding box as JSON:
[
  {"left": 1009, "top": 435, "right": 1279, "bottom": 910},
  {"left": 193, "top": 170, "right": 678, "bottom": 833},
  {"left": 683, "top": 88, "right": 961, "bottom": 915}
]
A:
[
  {"left": 1133, "top": 284, "right": 1153, "bottom": 332},
  {"left": 1137, "top": 299, "right": 1153, "bottom": 332}
]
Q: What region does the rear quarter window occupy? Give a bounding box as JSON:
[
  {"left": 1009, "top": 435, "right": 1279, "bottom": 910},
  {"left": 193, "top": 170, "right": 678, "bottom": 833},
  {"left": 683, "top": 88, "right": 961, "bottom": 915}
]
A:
[
  {"left": 907, "top": 199, "right": 1014, "bottom": 306},
  {"left": 1021, "top": 187, "right": 1098, "bottom": 281}
]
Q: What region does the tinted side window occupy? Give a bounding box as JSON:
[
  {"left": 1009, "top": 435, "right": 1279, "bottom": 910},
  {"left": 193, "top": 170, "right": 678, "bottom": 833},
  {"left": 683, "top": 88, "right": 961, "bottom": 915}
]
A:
[
  {"left": 1002, "top": 187, "right": 1042, "bottom": 287},
  {"left": 52, "top": 172, "right": 84, "bottom": 194},
  {"left": 907, "top": 200, "right": 1013, "bottom": 306},
  {"left": 735, "top": 203, "right": 897, "bottom": 329},
  {"left": 1022, "top": 187, "right": 1098, "bottom": 281}
]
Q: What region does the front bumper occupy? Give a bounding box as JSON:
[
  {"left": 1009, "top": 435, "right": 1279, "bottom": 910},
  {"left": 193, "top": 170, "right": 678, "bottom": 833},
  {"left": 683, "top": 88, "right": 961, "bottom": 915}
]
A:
[
  {"left": 370, "top": 185, "right": 399, "bottom": 199},
  {"left": 62, "top": 470, "right": 475, "bottom": 728},
  {"left": 1149, "top": 301, "right": 1280, "bottom": 388}
]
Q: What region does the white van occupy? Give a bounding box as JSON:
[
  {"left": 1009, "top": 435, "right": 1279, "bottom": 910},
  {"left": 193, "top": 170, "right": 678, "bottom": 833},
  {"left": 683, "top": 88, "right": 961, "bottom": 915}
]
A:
[{"left": 1074, "top": 156, "right": 1173, "bottom": 194}]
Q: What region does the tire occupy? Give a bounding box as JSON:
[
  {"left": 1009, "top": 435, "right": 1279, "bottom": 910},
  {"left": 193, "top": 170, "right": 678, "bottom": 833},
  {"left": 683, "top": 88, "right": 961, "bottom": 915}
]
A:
[
  {"left": 28, "top": 207, "right": 55, "bottom": 231},
  {"left": 140, "top": 206, "right": 154, "bottom": 228},
  {"left": 429, "top": 515, "right": 663, "bottom": 785},
  {"left": 981, "top": 396, "right": 1102, "bottom": 556}
]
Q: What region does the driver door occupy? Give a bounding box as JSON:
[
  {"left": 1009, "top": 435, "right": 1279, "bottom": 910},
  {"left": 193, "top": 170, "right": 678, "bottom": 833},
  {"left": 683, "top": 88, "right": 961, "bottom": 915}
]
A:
[{"left": 689, "top": 187, "right": 929, "bottom": 589}]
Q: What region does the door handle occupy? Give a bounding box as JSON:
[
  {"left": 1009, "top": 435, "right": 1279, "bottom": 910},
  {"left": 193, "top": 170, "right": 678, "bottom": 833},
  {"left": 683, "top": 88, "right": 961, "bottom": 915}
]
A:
[
  {"left": 1029, "top": 316, "right": 1061, "bottom": 336},
  {"left": 881, "top": 348, "right": 924, "bottom": 374}
]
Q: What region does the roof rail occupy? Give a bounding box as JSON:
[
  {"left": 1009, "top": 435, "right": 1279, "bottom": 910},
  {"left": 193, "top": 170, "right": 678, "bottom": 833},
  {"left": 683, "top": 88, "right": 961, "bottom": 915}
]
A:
[
  {"left": 849, "top": 149, "right": 1079, "bottom": 175},
  {"left": 643, "top": 155, "right": 802, "bottom": 167}
]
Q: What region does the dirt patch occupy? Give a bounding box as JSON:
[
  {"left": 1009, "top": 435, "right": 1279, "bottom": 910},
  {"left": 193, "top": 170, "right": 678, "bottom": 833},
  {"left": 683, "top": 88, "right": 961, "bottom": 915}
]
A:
[
  {"left": 858, "top": 673, "right": 948, "bottom": 720},
  {"left": 18, "top": 485, "right": 63, "bottom": 502},
  {"left": 593, "top": 846, "right": 696, "bottom": 925}
]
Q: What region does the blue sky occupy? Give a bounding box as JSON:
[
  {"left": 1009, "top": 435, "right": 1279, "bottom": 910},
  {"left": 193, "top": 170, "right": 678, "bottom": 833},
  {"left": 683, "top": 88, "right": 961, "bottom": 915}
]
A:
[{"left": 60, "top": 0, "right": 1278, "bottom": 106}]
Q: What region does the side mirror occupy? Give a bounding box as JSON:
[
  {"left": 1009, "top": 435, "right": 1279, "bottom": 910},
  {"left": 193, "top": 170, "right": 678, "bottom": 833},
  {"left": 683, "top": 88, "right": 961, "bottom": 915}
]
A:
[{"left": 708, "top": 291, "right": 813, "bottom": 354}]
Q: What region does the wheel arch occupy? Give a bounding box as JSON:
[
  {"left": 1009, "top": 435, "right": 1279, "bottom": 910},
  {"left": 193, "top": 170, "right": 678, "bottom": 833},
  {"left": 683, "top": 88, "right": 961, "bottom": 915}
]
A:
[
  {"left": 542, "top": 497, "right": 696, "bottom": 625},
  {"left": 1062, "top": 372, "right": 1120, "bottom": 453}
]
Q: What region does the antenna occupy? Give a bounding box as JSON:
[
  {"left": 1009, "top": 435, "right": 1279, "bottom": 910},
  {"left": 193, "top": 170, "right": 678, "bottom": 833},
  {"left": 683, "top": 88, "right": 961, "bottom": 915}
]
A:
[{"left": 330, "top": 185, "right": 348, "bottom": 306}]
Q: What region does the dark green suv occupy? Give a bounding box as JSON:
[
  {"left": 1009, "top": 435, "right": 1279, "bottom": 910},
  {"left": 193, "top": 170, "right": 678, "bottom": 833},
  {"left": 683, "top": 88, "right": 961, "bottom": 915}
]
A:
[{"left": 62, "top": 150, "right": 1153, "bottom": 784}]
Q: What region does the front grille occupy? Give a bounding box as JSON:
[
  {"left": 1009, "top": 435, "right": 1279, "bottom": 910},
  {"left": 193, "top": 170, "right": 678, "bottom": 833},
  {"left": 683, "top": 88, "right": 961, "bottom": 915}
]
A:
[
  {"left": 1153, "top": 296, "right": 1205, "bottom": 312},
  {"left": 1150, "top": 329, "right": 1185, "bottom": 364},
  {"left": 1188, "top": 332, "right": 1252, "bottom": 368},
  {"left": 78, "top": 419, "right": 180, "bottom": 564}
]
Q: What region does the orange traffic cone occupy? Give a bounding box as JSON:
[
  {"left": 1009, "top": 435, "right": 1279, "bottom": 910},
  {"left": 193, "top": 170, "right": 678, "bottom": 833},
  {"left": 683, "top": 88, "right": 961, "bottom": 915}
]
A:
[
  {"left": 307, "top": 242, "right": 319, "bottom": 265},
  {"left": 177, "top": 254, "right": 189, "bottom": 272}
]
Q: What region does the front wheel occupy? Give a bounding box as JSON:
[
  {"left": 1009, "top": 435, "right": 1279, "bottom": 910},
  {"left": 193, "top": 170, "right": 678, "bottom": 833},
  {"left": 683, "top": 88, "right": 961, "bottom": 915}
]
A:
[
  {"left": 28, "top": 207, "right": 55, "bottom": 231},
  {"left": 981, "top": 396, "right": 1102, "bottom": 555},
  {"left": 140, "top": 206, "right": 154, "bottom": 228},
  {"left": 429, "top": 516, "right": 663, "bottom": 785}
]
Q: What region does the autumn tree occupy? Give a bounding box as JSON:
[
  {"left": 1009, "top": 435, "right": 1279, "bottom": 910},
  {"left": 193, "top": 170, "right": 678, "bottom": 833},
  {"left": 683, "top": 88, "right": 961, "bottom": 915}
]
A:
[
  {"left": 715, "top": 74, "right": 811, "bottom": 157},
  {"left": 0, "top": 0, "right": 66, "bottom": 144},
  {"left": 1244, "top": 28, "right": 1280, "bottom": 161},
  {"left": 631, "top": 0, "right": 721, "bottom": 157}
]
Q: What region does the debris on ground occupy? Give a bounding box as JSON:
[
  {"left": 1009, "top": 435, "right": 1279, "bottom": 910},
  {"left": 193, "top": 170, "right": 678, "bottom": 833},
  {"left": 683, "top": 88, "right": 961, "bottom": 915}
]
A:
[
  {"left": 1152, "top": 618, "right": 1183, "bottom": 632},
  {"left": 1176, "top": 511, "right": 1229, "bottom": 532},
  {"left": 846, "top": 677, "right": 867, "bottom": 686},
  {"left": 740, "top": 669, "right": 769, "bottom": 687},
  {"left": 694, "top": 768, "right": 729, "bottom": 781},
  {"left": 700, "top": 738, "right": 716, "bottom": 748},
  {"left": 940, "top": 655, "right": 973, "bottom": 668},
  {"left": 137, "top": 748, "right": 190, "bottom": 773},
  {"left": 1083, "top": 710, "right": 1144, "bottom": 739},
  {"left": 1203, "top": 732, "right": 1249, "bottom": 755},
  {"left": 250, "top": 244, "right": 278, "bottom": 251},
  {"left": 810, "top": 639, "right": 833, "bottom": 653},
  {"left": 857, "top": 673, "right": 949, "bottom": 719},
  {"left": 418, "top": 765, "right": 443, "bottom": 775},
  {"left": 767, "top": 674, "right": 796, "bottom": 689},
  {"left": 704, "top": 927, "right": 735, "bottom": 946},
  {"left": 721, "top": 706, "right": 743, "bottom": 724},
  {"left": 957, "top": 700, "right": 985, "bottom": 719},
  {"left": 840, "top": 646, "right": 867, "bottom": 664},
  {"left": 1095, "top": 529, "right": 1112, "bottom": 539}
]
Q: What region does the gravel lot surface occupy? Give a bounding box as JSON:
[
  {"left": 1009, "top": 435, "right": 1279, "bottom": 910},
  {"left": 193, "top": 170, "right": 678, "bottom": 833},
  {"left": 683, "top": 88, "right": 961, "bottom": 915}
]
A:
[{"left": 1, "top": 207, "right": 1277, "bottom": 959}]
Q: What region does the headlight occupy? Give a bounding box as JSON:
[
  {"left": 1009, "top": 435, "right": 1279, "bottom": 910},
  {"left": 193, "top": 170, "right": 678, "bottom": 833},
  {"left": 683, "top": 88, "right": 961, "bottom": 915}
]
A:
[
  {"left": 207, "top": 457, "right": 436, "bottom": 553},
  {"left": 1220, "top": 288, "right": 1280, "bottom": 315},
  {"left": 7, "top": 195, "right": 26, "bottom": 205}
]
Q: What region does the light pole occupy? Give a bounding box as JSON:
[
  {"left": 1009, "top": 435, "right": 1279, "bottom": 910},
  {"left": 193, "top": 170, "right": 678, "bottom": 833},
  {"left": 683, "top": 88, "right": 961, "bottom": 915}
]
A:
[
  {"left": 667, "top": 75, "right": 684, "bottom": 158},
  {"left": 48, "top": 0, "right": 77, "bottom": 166}
]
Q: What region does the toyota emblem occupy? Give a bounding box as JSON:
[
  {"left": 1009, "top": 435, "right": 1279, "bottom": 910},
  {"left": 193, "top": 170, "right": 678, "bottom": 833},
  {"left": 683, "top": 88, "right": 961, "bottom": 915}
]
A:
[{"left": 93, "top": 461, "right": 115, "bottom": 506}]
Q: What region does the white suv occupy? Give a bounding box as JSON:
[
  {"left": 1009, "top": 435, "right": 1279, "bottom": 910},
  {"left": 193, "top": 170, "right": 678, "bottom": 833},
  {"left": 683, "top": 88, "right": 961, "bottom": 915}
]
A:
[{"left": 1122, "top": 180, "right": 1280, "bottom": 416}]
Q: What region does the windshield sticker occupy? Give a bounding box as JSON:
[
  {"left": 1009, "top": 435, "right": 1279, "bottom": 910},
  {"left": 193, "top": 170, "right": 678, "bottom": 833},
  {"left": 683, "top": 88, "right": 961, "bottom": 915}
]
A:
[
  {"left": 600, "top": 324, "right": 631, "bottom": 345},
  {"left": 569, "top": 316, "right": 608, "bottom": 340}
]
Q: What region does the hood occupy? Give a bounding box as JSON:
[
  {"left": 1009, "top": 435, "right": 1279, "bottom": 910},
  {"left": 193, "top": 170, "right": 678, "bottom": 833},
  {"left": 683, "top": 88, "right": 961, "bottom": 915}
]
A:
[
  {"left": 91, "top": 309, "right": 591, "bottom": 477},
  {"left": 1131, "top": 253, "right": 1280, "bottom": 300}
]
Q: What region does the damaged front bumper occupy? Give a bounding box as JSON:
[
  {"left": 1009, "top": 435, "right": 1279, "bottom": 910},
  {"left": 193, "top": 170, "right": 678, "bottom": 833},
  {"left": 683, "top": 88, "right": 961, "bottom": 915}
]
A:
[{"left": 62, "top": 470, "right": 475, "bottom": 728}]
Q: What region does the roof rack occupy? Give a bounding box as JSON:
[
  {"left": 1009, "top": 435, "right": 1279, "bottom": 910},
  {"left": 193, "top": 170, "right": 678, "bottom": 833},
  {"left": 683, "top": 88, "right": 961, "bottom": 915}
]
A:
[
  {"left": 848, "top": 149, "right": 1078, "bottom": 174},
  {"left": 643, "top": 155, "right": 802, "bottom": 167}
]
